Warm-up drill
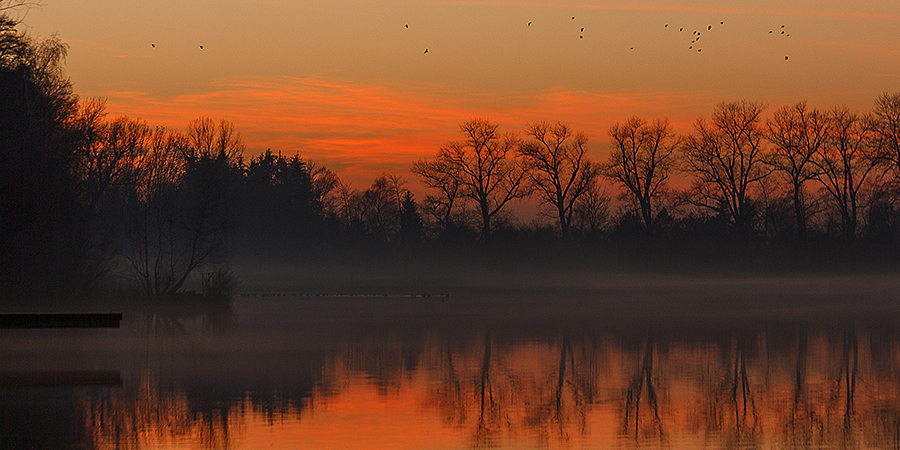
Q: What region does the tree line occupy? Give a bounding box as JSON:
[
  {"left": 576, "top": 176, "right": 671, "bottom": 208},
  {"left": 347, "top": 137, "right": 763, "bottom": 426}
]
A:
[{"left": 3, "top": 16, "right": 900, "bottom": 297}]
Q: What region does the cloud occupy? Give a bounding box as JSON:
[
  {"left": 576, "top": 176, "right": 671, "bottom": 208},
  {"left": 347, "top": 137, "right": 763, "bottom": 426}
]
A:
[{"left": 102, "top": 75, "right": 711, "bottom": 185}]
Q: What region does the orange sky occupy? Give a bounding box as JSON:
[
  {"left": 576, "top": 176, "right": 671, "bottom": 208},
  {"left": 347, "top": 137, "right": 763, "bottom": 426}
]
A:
[{"left": 18, "top": 0, "right": 900, "bottom": 188}]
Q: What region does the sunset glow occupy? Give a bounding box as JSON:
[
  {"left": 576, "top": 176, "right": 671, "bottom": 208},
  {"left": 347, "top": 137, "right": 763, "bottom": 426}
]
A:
[{"left": 20, "top": 0, "right": 900, "bottom": 185}]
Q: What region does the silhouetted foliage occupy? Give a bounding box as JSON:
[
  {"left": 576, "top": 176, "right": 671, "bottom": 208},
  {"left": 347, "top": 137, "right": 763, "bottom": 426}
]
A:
[
  {"left": 680, "top": 101, "right": 772, "bottom": 239},
  {"left": 766, "top": 102, "right": 828, "bottom": 244},
  {"left": 519, "top": 121, "right": 599, "bottom": 238},
  {"left": 812, "top": 107, "right": 883, "bottom": 243},
  {"left": 604, "top": 117, "right": 678, "bottom": 232},
  {"left": 240, "top": 150, "right": 335, "bottom": 248},
  {"left": 0, "top": 15, "right": 88, "bottom": 295},
  {"left": 415, "top": 119, "right": 529, "bottom": 241},
  {"left": 6, "top": 16, "right": 900, "bottom": 293},
  {"left": 399, "top": 191, "right": 424, "bottom": 243},
  {"left": 873, "top": 92, "right": 900, "bottom": 187}
]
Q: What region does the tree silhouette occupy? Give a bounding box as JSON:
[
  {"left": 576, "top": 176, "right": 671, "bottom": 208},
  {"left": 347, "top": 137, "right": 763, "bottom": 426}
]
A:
[
  {"left": 415, "top": 119, "right": 529, "bottom": 241},
  {"left": 363, "top": 174, "right": 404, "bottom": 242},
  {"left": 0, "top": 14, "right": 89, "bottom": 294},
  {"left": 681, "top": 101, "right": 772, "bottom": 237},
  {"left": 604, "top": 117, "right": 678, "bottom": 231},
  {"left": 519, "top": 121, "right": 599, "bottom": 238},
  {"left": 412, "top": 158, "right": 464, "bottom": 231},
  {"left": 812, "top": 107, "right": 882, "bottom": 243},
  {"left": 398, "top": 191, "right": 424, "bottom": 242},
  {"left": 572, "top": 177, "right": 610, "bottom": 236},
  {"left": 872, "top": 92, "right": 900, "bottom": 186},
  {"left": 125, "top": 121, "right": 242, "bottom": 297},
  {"left": 766, "top": 102, "right": 828, "bottom": 244}
]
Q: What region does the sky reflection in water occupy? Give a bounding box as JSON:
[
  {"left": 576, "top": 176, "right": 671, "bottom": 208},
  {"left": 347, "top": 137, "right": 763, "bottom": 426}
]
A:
[{"left": 3, "top": 286, "right": 900, "bottom": 449}]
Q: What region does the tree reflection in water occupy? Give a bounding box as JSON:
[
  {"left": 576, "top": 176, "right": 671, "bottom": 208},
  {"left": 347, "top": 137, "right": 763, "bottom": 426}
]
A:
[{"left": 23, "top": 301, "right": 900, "bottom": 450}]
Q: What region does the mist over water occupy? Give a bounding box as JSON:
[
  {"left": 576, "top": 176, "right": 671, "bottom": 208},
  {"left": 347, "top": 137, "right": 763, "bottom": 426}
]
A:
[{"left": 3, "top": 279, "right": 900, "bottom": 449}]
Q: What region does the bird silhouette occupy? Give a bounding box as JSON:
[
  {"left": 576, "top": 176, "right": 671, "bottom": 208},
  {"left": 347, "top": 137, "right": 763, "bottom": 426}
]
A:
[
  {"left": 665, "top": 23, "right": 668, "bottom": 27},
  {"left": 720, "top": 21, "right": 724, "bottom": 25},
  {"left": 580, "top": 27, "right": 584, "bottom": 32},
  {"left": 151, "top": 43, "right": 155, "bottom": 48},
  {"left": 769, "top": 30, "right": 773, "bottom": 33},
  {"left": 785, "top": 55, "right": 788, "bottom": 60},
  {"left": 199, "top": 45, "right": 203, "bottom": 49},
  {"left": 580, "top": 35, "right": 583, "bottom": 39},
  {"left": 405, "top": 24, "right": 409, "bottom": 28},
  {"left": 527, "top": 21, "right": 531, "bottom": 26},
  {"left": 708, "top": 25, "right": 712, "bottom": 30},
  {"left": 424, "top": 48, "right": 428, "bottom": 54},
  {"left": 630, "top": 47, "right": 633, "bottom": 50},
  {"left": 679, "top": 27, "right": 683, "bottom": 31},
  {"left": 571, "top": 16, "right": 575, "bottom": 20}
]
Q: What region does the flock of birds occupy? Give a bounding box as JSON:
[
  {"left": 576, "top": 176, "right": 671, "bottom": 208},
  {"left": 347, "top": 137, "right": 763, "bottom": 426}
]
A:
[
  {"left": 148, "top": 15, "right": 791, "bottom": 61},
  {"left": 401, "top": 15, "right": 793, "bottom": 60}
]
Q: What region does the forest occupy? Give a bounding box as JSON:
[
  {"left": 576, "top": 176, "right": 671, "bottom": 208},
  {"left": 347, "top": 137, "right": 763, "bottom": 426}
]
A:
[{"left": 3, "top": 13, "right": 900, "bottom": 298}]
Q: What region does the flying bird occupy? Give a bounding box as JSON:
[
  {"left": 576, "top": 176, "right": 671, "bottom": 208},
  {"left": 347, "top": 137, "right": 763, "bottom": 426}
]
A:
[
  {"left": 708, "top": 25, "right": 712, "bottom": 30},
  {"left": 571, "top": 16, "right": 575, "bottom": 20},
  {"left": 721, "top": 21, "right": 724, "bottom": 25},
  {"left": 580, "top": 27, "right": 584, "bottom": 32},
  {"left": 527, "top": 21, "right": 531, "bottom": 26},
  {"left": 580, "top": 35, "right": 583, "bottom": 39},
  {"left": 665, "top": 23, "right": 668, "bottom": 27},
  {"left": 785, "top": 55, "right": 789, "bottom": 60},
  {"left": 199, "top": 45, "right": 203, "bottom": 49},
  {"left": 424, "top": 48, "right": 428, "bottom": 54},
  {"left": 679, "top": 27, "right": 683, "bottom": 31},
  {"left": 151, "top": 43, "right": 155, "bottom": 48},
  {"left": 405, "top": 23, "right": 409, "bottom": 28}
]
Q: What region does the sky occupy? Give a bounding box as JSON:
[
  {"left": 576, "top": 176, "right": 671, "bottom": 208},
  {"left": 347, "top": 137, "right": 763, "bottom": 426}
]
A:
[{"left": 15, "top": 0, "right": 900, "bottom": 188}]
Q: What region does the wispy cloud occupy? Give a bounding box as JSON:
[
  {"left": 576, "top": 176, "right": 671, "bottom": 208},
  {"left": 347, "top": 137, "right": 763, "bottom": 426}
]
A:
[{"left": 103, "top": 75, "right": 712, "bottom": 184}]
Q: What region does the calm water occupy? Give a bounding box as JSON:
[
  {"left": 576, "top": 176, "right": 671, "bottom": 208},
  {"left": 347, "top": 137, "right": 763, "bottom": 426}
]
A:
[{"left": 3, "top": 278, "right": 900, "bottom": 449}]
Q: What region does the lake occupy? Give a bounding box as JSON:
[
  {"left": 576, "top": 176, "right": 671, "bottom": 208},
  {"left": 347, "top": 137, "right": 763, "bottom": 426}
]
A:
[{"left": 2, "top": 275, "right": 900, "bottom": 449}]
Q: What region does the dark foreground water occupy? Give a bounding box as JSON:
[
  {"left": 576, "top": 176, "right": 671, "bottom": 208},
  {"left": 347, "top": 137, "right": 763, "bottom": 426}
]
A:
[{"left": 3, "top": 276, "right": 900, "bottom": 449}]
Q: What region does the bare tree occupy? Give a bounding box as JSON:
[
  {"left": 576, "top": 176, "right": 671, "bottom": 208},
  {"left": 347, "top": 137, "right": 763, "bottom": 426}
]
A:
[
  {"left": 680, "top": 101, "right": 772, "bottom": 235},
  {"left": 812, "top": 107, "right": 883, "bottom": 242},
  {"left": 572, "top": 177, "right": 610, "bottom": 236},
  {"left": 331, "top": 179, "right": 365, "bottom": 232},
  {"left": 126, "top": 119, "right": 242, "bottom": 297},
  {"left": 519, "top": 121, "right": 599, "bottom": 238},
  {"left": 184, "top": 117, "right": 244, "bottom": 165},
  {"left": 414, "top": 119, "right": 529, "bottom": 241},
  {"left": 77, "top": 110, "right": 149, "bottom": 216},
  {"left": 604, "top": 117, "right": 678, "bottom": 231},
  {"left": 872, "top": 92, "right": 900, "bottom": 186},
  {"left": 766, "top": 102, "right": 829, "bottom": 244},
  {"left": 411, "top": 158, "right": 464, "bottom": 230},
  {"left": 363, "top": 174, "right": 404, "bottom": 242}
]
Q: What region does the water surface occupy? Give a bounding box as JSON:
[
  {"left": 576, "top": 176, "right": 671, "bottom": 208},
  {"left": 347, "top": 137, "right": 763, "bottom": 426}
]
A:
[{"left": 3, "top": 277, "right": 900, "bottom": 449}]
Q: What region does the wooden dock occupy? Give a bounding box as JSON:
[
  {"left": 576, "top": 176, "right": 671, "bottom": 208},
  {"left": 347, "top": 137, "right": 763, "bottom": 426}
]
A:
[{"left": 0, "top": 313, "right": 122, "bottom": 329}]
